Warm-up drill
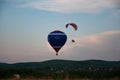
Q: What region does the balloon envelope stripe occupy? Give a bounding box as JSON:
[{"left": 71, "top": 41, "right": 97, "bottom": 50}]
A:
[
  {"left": 49, "top": 33, "right": 66, "bottom": 35},
  {"left": 51, "top": 46, "right": 62, "bottom": 48}
]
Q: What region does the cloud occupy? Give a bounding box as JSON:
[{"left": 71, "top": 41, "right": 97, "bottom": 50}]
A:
[
  {"left": 63, "top": 30, "right": 120, "bottom": 61},
  {"left": 19, "top": 0, "right": 120, "bottom": 13}
]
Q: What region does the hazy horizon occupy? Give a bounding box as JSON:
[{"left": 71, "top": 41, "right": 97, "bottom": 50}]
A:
[{"left": 1, "top": 59, "right": 120, "bottom": 64}]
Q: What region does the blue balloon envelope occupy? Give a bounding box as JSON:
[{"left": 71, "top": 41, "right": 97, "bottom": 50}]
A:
[{"left": 48, "top": 30, "right": 67, "bottom": 55}]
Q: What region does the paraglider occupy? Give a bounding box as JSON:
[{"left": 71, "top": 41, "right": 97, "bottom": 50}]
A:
[
  {"left": 66, "top": 23, "right": 78, "bottom": 42},
  {"left": 48, "top": 30, "right": 67, "bottom": 56}
]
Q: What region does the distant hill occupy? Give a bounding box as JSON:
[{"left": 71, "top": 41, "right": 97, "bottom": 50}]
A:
[
  {"left": 0, "top": 59, "right": 120, "bottom": 79},
  {"left": 0, "top": 59, "right": 120, "bottom": 70}
]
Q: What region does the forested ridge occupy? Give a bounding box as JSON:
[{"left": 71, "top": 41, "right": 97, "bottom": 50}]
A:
[{"left": 0, "top": 59, "right": 120, "bottom": 79}]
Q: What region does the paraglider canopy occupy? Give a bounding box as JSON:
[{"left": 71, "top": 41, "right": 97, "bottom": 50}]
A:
[{"left": 66, "top": 23, "right": 78, "bottom": 31}]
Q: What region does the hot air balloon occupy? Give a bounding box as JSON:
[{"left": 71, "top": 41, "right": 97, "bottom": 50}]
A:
[
  {"left": 66, "top": 23, "right": 78, "bottom": 31},
  {"left": 48, "top": 30, "right": 67, "bottom": 56}
]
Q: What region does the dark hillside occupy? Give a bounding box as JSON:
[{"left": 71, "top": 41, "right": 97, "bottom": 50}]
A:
[{"left": 0, "top": 59, "right": 120, "bottom": 79}]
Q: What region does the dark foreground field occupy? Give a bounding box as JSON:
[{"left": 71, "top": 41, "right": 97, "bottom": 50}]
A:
[
  {"left": 0, "top": 77, "right": 120, "bottom": 80},
  {"left": 0, "top": 59, "right": 120, "bottom": 80}
]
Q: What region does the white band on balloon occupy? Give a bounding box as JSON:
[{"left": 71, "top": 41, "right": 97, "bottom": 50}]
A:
[
  {"left": 49, "top": 33, "right": 65, "bottom": 35},
  {"left": 53, "top": 46, "right": 62, "bottom": 48}
]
